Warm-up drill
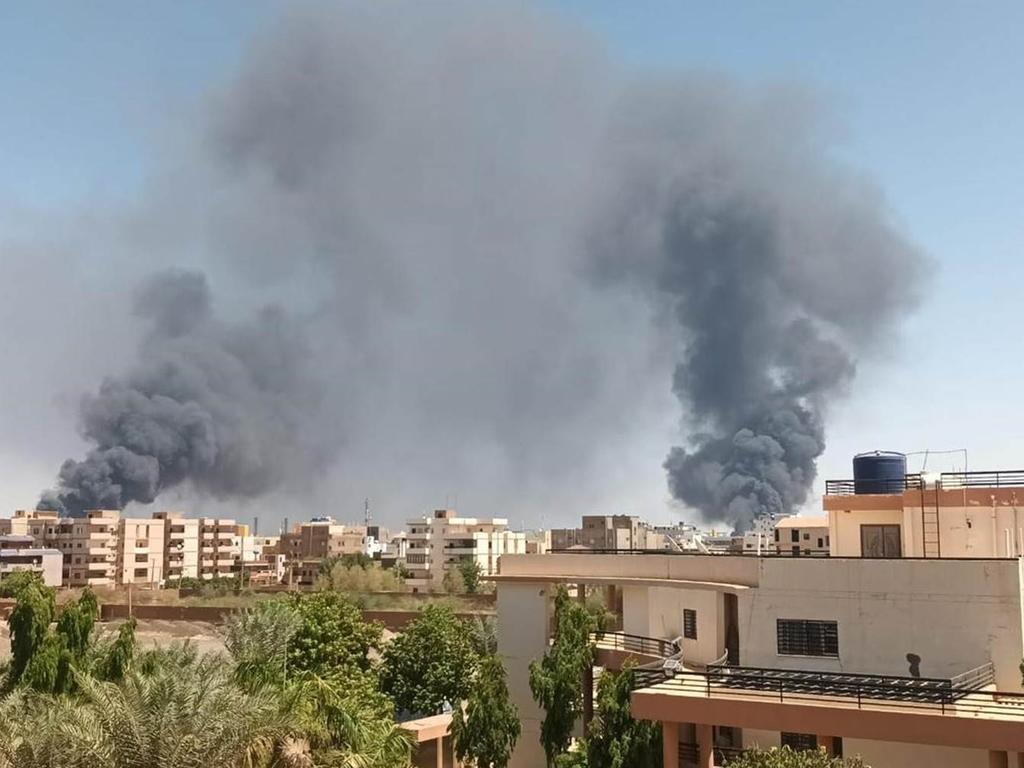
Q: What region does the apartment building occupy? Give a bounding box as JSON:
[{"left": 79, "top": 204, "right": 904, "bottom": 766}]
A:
[
  {"left": 117, "top": 517, "right": 167, "bottom": 585},
  {"left": 494, "top": 462, "right": 1024, "bottom": 768},
  {"left": 550, "top": 515, "right": 650, "bottom": 551},
  {"left": 772, "top": 516, "right": 829, "bottom": 556},
  {"left": 154, "top": 513, "right": 200, "bottom": 580},
  {"left": 0, "top": 534, "right": 61, "bottom": 586},
  {"left": 405, "top": 508, "right": 525, "bottom": 591},
  {"left": 279, "top": 518, "right": 368, "bottom": 561},
  {"left": 198, "top": 517, "right": 242, "bottom": 580}
]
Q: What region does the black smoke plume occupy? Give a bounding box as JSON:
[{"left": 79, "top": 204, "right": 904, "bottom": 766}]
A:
[
  {"left": 34, "top": 3, "right": 924, "bottom": 527},
  {"left": 39, "top": 269, "right": 325, "bottom": 515}
]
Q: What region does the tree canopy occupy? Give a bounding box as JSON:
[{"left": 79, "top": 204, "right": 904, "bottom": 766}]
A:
[
  {"left": 529, "top": 586, "right": 597, "bottom": 766},
  {"left": 379, "top": 603, "right": 478, "bottom": 717},
  {"left": 726, "top": 747, "right": 867, "bottom": 767},
  {"left": 452, "top": 654, "right": 520, "bottom": 768}
]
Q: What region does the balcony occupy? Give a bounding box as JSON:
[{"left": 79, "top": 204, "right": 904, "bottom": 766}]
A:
[{"left": 630, "top": 661, "right": 1024, "bottom": 755}]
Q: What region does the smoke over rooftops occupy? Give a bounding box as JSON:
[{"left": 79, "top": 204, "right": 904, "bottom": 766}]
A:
[{"left": 36, "top": 2, "right": 924, "bottom": 528}]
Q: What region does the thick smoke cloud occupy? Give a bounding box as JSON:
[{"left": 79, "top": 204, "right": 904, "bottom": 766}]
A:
[
  {"left": 40, "top": 270, "right": 326, "bottom": 515},
  {"left": 37, "top": 2, "right": 923, "bottom": 527}
]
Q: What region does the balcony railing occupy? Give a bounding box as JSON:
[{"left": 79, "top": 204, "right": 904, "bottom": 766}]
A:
[
  {"left": 632, "top": 662, "right": 1009, "bottom": 715},
  {"left": 826, "top": 470, "right": 1024, "bottom": 496},
  {"left": 592, "top": 631, "right": 680, "bottom": 660},
  {"left": 679, "top": 743, "right": 746, "bottom": 766},
  {"left": 940, "top": 470, "right": 1024, "bottom": 489}
]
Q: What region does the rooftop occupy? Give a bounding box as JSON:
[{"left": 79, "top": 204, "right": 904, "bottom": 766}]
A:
[{"left": 774, "top": 516, "right": 827, "bottom": 529}]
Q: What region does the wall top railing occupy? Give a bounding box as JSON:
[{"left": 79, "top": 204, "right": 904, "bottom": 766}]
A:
[
  {"left": 826, "top": 470, "right": 1024, "bottom": 496},
  {"left": 592, "top": 630, "right": 680, "bottom": 660}
]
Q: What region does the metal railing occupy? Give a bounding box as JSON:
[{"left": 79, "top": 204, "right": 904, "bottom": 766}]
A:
[
  {"left": 951, "top": 661, "right": 995, "bottom": 690},
  {"left": 824, "top": 474, "right": 923, "bottom": 496},
  {"left": 592, "top": 631, "right": 680, "bottom": 660},
  {"left": 679, "top": 743, "right": 747, "bottom": 766},
  {"left": 940, "top": 470, "right": 1024, "bottom": 489},
  {"left": 632, "top": 667, "right": 1024, "bottom": 718}
]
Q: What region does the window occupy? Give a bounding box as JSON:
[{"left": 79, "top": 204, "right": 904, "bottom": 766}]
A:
[
  {"left": 777, "top": 619, "right": 838, "bottom": 657},
  {"left": 803, "top": 533, "right": 810, "bottom": 540},
  {"left": 860, "top": 525, "right": 901, "bottom": 558},
  {"left": 683, "top": 609, "right": 697, "bottom": 640},
  {"left": 817, "top": 538, "right": 824, "bottom": 548},
  {"left": 773, "top": 529, "right": 779, "bottom": 542},
  {"left": 781, "top": 733, "right": 817, "bottom": 751},
  {"left": 791, "top": 529, "right": 799, "bottom": 543}
]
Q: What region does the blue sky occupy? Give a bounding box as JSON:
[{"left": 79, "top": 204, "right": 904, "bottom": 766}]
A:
[{"left": 1, "top": 1, "right": 1021, "bottom": 517}]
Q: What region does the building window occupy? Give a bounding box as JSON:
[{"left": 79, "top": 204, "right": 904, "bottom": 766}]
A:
[
  {"left": 774, "top": 529, "right": 779, "bottom": 542},
  {"left": 802, "top": 533, "right": 810, "bottom": 541},
  {"left": 817, "top": 538, "right": 824, "bottom": 548},
  {"left": 777, "top": 619, "right": 839, "bottom": 657},
  {"left": 780, "top": 733, "right": 817, "bottom": 751},
  {"left": 683, "top": 609, "right": 697, "bottom": 640},
  {"left": 791, "top": 529, "right": 799, "bottom": 543},
  {"left": 860, "top": 525, "right": 901, "bottom": 558}
]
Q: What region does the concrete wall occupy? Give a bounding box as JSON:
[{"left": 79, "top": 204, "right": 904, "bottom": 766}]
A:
[
  {"left": 742, "top": 558, "right": 1024, "bottom": 688},
  {"left": 829, "top": 507, "right": 903, "bottom": 556},
  {"left": 741, "top": 730, "right": 989, "bottom": 767},
  {"left": 498, "top": 582, "right": 549, "bottom": 768},
  {"left": 498, "top": 553, "right": 761, "bottom": 587}
]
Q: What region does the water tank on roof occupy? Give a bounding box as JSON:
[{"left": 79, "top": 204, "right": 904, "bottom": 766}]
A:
[{"left": 853, "top": 451, "right": 907, "bottom": 494}]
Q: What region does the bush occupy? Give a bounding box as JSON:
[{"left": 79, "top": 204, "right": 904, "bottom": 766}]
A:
[{"left": 726, "top": 747, "right": 867, "bottom": 767}]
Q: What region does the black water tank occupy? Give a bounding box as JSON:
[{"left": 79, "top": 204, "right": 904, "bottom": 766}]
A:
[{"left": 853, "top": 451, "right": 906, "bottom": 494}]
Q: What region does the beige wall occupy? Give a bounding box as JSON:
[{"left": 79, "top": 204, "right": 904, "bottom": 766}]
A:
[
  {"left": 741, "top": 558, "right": 1024, "bottom": 688},
  {"left": 498, "top": 583, "right": 549, "bottom": 768},
  {"left": 844, "top": 738, "right": 988, "bottom": 768},
  {"left": 829, "top": 507, "right": 904, "bottom": 557}
]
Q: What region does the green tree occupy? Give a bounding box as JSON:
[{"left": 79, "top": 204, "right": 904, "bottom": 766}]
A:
[
  {"left": 469, "top": 615, "right": 498, "bottom": 656},
  {"left": 224, "top": 599, "right": 302, "bottom": 686},
  {"left": 725, "top": 747, "right": 867, "bottom": 767},
  {"left": 452, "top": 655, "right": 520, "bottom": 768},
  {"left": 380, "top": 604, "right": 478, "bottom": 716},
  {"left": 581, "top": 665, "right": 660, "bottom": 768},
  {"left": 529, "top": 586, "right": 596, "bottom": 766},
  {"left": 8, "top": 582, "right": 56, "bottom": 684},
  {"left": 0, "top": 572, "right": 51, "bottom": 600},
  {"left": 443, "top": 567, "right": 466, "bottom": 594},
  {"left": 287, "top": 591, "right": 382, "bottom": 676},
  {"left": 458, "top": 559, "right": 483, "bottom": 594},
  {"left": 91, "top": 617, "right": 137, "bottom": 682}
]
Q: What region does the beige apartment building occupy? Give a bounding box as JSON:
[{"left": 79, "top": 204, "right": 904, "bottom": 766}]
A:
[
  {"left": 772, "top": 515, "right": 829, "bottom": 556},
  {"left": 279, "top": 518, "right": 368, "bottom": 561},
  {"left": 405, "top": 509, "right": 525, "bottom": 591},
  {"left": 1, "top": 509, "right": 245, "bottom": 586},
  {"left": 493, "top": 466, "right": 1024, "bottom": 768},
  {"left": 551, "top": 515, "right": 650, "bottom": 551},
  {"left": 0, "top": 534, "right": 62, "bottom": 586}
]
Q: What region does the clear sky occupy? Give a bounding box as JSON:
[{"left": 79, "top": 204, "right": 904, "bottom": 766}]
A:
[{"left": 1, "top": 1, "right": 1021, "bottom": 523}]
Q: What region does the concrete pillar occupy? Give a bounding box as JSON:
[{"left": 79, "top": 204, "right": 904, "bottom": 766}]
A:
[
  {"left": 816, "top": 735, "right": 836, "bottom": 757},
  {"left": 662, "top": 721, "right": 678, "bottom": 768},
  {"left": 696, "top": 723, "right": 714, "bottom": 768},
  {"left": 989, "top": 751, "right": 1008, "bottom": 768},
  {"left": 436, "top": 735, "right": 444, "bottom": 768},
  {"left": 500, "top": 583, "right": 551, "bottom": 768}
]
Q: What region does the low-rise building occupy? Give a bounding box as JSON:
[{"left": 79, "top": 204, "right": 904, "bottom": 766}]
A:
[
  {"left": 279, "top": 518, "right": 368, "bottom": 561},
  {"left": 772, "top": 515, "right": 829, "bottom": 556},
  {"left": 0, "top": 534, "right": 61, "bottom": 586},
  {"left": 551, "top": 515, "right": 650, "bottom": 551},
  {"left": 117, "top": 516, "right": 167, "bottom": 585},
  {"left": 405, "top": 508, "right": 525, "bottom": 592}
]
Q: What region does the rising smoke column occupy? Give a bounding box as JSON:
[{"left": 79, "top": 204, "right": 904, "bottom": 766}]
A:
[
  {"left": 33, "top": 3, "right": 924, "bottom": 526},
  {"left": 39, "top": 269, "right": 327, "bottom": 515},
  {"left": 591, "top": 82, "right": 924, "bottom": 531}
]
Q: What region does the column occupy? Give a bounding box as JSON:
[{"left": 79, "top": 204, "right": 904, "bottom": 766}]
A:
[
  {"left": 696, "top": 723, "right": 714, "bottom": 768},
  {"left": 436, "top": 735, "right": 444, "bottom": 768},
  {"left": 816, "top": 735, "right": 836, "bottom": 757},
  {"left": 989, "top": 751, "right": 1008, "bottom": 768},
  {"left": 662, "top": 721, "right": 679, "bottom": 768}
]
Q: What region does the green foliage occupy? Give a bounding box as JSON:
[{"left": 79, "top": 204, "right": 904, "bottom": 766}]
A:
[
  {"left": 380, "top": 604, "right": 478, "bottom": 716},
  {"left": 92, "top": 618, "right": 137, "bottom": 682},
  {"left": 529, "top": 586, "right": 596, "bottom": 766},
  {"left": 452, "top": 655, "right": 520, "bottom": 768},
  {"left": 56, "top": 589, "right": 99, "bottom": 657},
  {"left": 316, "top": 559, "right": 403, "bottom": 593},
  {"left": 8, "top": 582, "right": 56, "bottom": 684},
  {"left": 443, "top": 567, "right": 466, "bottom": 594},
  {"left": 287, "top": 591, "right": 382, "bottom": 676},
  {"left": 458, "top": 559, "right": 483, "bottom": 594},
  {"left": 224, "top": 599, "right": 302, "bottom": 687},
  {"left": 469, "top": 615, "right": 498, "bottom": 657},
  {"left": 580, "top": 665, "right": 661, "bottom": 768},
  {"left": 725, "top": 747, "right": 867, "bottom": 767},
  {"left": 0, "top": 571, "right": 51, "bottom": 600}
]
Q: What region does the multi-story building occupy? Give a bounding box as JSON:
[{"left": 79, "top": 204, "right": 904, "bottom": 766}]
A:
[
  {"left": 198, "top": 517, "right": 242, "bottom": 580},
  {"left": 494, "top": 461, "right": 1024, "bottom": 768},
  {"left": 772, "top": 515, "right": 829, "bottom": 556},
  {"left": 155, "top": 512, "right": 200, "bottom": 581},
  {"left": 117, "top": 516, "right": 167, "bottom": 585},
  {"left": 551, "top": 515, "right": 650, "bottom": 551},
  {"left": 279, "top": 518, "right": 368, "bottom": 561},
  {"left": 0, "top": 534, "right": 61, "bottom": 586},
  {"left": 405, "top": 508, "right": 526, "bottom": 592}
]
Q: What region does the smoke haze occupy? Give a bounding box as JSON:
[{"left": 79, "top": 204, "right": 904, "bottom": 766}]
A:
[{"left": 31, "top": 2, "right": 924, "bottom": 529}]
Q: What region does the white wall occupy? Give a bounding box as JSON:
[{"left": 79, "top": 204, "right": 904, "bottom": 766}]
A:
[{"left": 499, "top": 583, "right": 550, "bottom": 768}]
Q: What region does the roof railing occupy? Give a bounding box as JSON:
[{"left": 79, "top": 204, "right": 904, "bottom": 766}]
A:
[{"left": 826, "top": 470, "right": 1024, "bottom": 496}]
